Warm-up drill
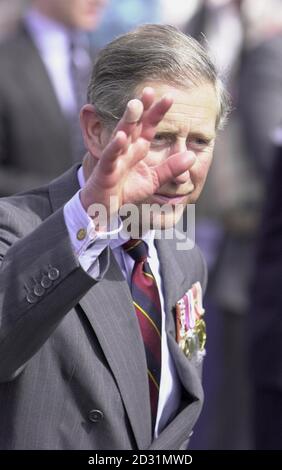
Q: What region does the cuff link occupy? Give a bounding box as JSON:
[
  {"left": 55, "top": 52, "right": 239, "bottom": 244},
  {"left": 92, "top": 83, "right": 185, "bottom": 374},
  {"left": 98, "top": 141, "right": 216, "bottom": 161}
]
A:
[{"left": 77, "top": 228, "right": 87, "bottom": 241}]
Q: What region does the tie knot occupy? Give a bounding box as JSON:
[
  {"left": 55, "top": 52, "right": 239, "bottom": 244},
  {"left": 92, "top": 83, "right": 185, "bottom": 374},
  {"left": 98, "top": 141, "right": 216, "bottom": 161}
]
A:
[{"left": 123, "top": 239, "right": 148, "bottom": 262}]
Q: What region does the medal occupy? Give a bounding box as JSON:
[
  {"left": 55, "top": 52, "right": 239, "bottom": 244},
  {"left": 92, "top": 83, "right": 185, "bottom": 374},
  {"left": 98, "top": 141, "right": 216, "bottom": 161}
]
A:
[{"left": 176, "top": 282, "right": 206, "bottom": 359}]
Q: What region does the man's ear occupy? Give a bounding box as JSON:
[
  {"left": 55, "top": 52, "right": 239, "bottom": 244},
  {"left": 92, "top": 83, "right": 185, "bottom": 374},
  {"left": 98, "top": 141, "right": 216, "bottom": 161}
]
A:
[{"left": 80, "top": 104, "right": 107, "bottom": 158}]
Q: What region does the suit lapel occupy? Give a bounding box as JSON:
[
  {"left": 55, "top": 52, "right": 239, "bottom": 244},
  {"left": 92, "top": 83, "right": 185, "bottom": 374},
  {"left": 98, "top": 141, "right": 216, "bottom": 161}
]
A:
[
  {"left": 154, "top": 239, "right": 203, "bottom": 448},
  {"left": 155, "top": 238, "right": 185, "bottom": 336},
  {"left": 48, "top": 165, "right": 81, "bottom": 208},
  {"left": 156, "top": 239, "right": 203, "bottom": 388}
]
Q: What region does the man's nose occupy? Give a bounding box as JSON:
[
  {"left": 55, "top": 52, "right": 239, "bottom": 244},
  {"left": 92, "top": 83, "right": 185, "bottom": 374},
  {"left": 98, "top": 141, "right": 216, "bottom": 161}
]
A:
[{"left": 172, "top": 139, "right": 187, "bottom": 155}]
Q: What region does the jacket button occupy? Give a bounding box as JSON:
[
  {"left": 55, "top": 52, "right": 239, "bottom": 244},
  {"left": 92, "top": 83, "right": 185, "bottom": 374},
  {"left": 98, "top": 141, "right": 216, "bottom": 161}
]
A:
[
  {"left": 41, "top": 275, "right": 52, "bottom": 289},
  {"left": 48, "top": 267, "right": 60, "bottom": 281},
  {"left": 88, "top": 409, "right": 104, "bottom": 423},
  {"left": 34, "top": 284, "right": 45, "bottom": 297},
  {"left": 26, "top": 292, "right": 38, "bottom": 304}
]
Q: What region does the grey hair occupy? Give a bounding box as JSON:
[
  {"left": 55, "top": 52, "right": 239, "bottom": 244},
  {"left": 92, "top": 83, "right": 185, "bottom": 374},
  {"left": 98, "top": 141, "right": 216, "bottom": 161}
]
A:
[{"left": 87, "top": 24, "right": 231, "bottom": 131}]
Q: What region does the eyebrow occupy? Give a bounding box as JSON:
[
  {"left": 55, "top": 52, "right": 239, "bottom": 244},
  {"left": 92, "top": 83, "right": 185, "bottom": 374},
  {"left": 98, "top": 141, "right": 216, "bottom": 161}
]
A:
[
  {"left": 155, "top": 128, "right": 215, "bottom": 141},
  {"left": 188, "top": 130, "right": 215, "bottom": 140}
]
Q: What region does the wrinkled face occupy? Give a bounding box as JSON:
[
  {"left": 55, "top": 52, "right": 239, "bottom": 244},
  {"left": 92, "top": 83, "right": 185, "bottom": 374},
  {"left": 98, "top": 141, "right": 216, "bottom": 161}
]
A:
[
  {"left": 136, "top": 81, "right": 218, "bottom": 231},
  {"left": 40, "top": 0, "right": 108, "bottom": 30}
]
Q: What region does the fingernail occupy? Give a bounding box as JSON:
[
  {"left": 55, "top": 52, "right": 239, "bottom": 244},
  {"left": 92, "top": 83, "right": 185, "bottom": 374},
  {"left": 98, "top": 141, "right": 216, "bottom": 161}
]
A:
[
  {"left": 142, "top": 86, "right": 154, "bottom": 95},
  {"left": 124, "top": 99, "right": 143, "bottom": 123},
  {"left": 162, "top": 93, "right": 173, "bottom": 102}
]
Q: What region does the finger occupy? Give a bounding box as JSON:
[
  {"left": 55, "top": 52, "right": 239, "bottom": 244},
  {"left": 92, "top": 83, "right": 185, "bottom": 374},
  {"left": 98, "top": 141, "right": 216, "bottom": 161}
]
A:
[
  {"left": 153, "top": 151, "right": 196, "bottom": 188},
  {"left": 141, "top": 94, "right": 173, "bottom": 141},
  {"left": 99, "top": 130, "right": 128, "bottom": 173},
  {"left": 126, "top": 88, "right": 155, "bottom": 143},
  {"left": 173, "top": 170, "right": 192, "bottom": 184},
  {"left": 113, "top": 99, "right": 144, "bottom": 139},
  {"left": 140, "top": 87, "right": 155, "bottom": 111}
]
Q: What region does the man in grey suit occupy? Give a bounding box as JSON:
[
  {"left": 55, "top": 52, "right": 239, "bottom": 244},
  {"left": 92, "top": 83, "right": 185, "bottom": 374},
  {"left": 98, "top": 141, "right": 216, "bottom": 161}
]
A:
[
  {"left": 0, "top": 25, "right": 229, "bottom": 450},
  {"left": 0, "top": 0, "right": 108, "bottom": 196}
]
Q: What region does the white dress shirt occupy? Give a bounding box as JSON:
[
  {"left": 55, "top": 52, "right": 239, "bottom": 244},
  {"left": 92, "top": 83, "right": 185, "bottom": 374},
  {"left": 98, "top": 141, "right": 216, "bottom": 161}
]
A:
[{"left": 63, "top": 167, "right": 181, "bottom": 437}]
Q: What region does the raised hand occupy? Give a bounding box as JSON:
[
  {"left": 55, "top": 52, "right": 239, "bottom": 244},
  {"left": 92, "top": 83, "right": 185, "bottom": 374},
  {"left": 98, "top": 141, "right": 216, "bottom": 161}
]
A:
[{"left": 80, "top": 87, "right": 195, "bottom": 221}]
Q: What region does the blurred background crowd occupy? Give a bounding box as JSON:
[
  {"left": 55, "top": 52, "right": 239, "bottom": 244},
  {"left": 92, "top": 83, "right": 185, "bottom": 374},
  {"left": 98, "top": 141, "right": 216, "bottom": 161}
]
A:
[{"left": 0, "top": 0, "right": 282, "bottom": 450}]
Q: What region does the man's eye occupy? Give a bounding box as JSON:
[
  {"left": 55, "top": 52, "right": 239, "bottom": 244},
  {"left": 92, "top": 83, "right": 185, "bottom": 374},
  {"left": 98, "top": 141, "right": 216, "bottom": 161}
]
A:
[
  {"left": 188, "top": 138, "right": 211, "bottom": 148},
  {"left": 152, "top": 134, "right": 174, "bottom": 146}
]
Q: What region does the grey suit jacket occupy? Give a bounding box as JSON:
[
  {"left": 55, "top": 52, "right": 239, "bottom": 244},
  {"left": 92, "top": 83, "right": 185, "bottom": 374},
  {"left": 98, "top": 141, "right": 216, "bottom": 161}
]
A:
[
  {"left": 0, "top": 23, "right": 86, "bottom": 196},
  {"left": 0, "top": 166, "right": 207, "bottom": 450}
]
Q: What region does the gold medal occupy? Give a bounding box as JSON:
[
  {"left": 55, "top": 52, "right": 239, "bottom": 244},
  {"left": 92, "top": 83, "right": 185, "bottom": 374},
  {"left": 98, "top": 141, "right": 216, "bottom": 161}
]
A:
[
  {"left": 195, "top": 318, "right": 206, "bottom": 351},
  {"left": 184, "top": 334, "right": 197, "bottom": 358}
]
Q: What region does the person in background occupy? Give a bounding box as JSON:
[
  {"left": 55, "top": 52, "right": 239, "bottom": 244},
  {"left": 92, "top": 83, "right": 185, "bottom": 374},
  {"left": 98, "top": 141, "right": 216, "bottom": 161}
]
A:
[
  {"left": 0, "top": 25, "right": 230, "bottom": 449},
  {"left": 0, "top": 0, "right": 27, "bottom": 40},
  {"left": 248, "top": 132, "right": 282, "bottom": 450},
  {"left": 0, "top": 0, "right": 108, "bottom": 196}
]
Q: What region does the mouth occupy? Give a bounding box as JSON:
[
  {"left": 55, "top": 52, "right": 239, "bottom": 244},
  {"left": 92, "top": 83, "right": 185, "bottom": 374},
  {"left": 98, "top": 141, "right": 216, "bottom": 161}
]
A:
[{"left": 151, "top": 193, "right": 191, "bottom": 205}]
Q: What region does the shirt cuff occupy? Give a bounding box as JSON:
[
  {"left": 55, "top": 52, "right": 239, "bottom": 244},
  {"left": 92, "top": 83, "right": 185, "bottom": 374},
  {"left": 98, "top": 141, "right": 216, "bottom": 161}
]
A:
[{"left": 63, "top": 190, "right": 122, "bottom": 275}]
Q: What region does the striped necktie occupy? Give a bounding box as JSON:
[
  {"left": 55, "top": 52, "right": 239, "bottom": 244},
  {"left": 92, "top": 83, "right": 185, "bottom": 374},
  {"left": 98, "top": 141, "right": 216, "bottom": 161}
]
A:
[{"left": 123, "top": 239, "right": 162, "bottom": 430}]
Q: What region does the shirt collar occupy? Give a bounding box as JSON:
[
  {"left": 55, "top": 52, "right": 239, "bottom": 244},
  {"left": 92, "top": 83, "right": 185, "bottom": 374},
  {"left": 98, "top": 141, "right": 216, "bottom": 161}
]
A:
[{"left": 78, "top": 165, "right": 85, "bottom": 189}]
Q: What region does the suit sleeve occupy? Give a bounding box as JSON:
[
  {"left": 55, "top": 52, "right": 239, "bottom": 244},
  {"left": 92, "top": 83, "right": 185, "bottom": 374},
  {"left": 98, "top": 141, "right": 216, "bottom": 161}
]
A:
[{"left": 0, "top": 203, "right": 109, "bottom": 382}]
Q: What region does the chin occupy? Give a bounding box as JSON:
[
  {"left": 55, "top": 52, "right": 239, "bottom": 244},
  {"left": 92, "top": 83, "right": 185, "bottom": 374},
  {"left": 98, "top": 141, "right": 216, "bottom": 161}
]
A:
[
  {"left": 124, "top": 202, "right": 188, "bottom": 237},
  {"left": 146, "top": 204, "right": 185, "bottom": 231}
]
